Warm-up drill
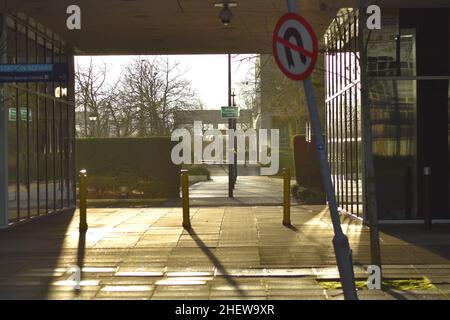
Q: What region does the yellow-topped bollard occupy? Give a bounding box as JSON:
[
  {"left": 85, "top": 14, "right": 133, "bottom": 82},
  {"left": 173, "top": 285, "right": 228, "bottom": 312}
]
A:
[
  {"left": 181, "top": 169, "right": 191, "bottom": 229},
  {"left": 78, "top": 169, "right": 88, "bottom": 232},
  {"left": 283, "top": 168, "right": 291, "bottom": 226}
]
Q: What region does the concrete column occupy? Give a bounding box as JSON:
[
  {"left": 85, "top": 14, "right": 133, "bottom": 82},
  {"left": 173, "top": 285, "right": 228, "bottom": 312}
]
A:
[{"left": 0, "top": 14, "right": 8, "bottom": 228}]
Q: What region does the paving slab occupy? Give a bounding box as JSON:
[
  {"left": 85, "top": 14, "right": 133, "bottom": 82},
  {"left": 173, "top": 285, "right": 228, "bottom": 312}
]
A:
[{"left": 0, "top": 205, "right": 449, "bottom": 300}]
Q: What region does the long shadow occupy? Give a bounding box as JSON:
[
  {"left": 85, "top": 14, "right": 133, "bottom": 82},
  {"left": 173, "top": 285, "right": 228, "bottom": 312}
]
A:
[
  {"left": 380, "top": 224, "right": 450, "bottom": 263},
  {"left": 75, "top": 229, "right": 86, "bottom": 296},
  {"left": 285, "top": 224, "right": 299, "bottom": 232},
  {"left": 384, "top": 286, "right": 409, "bottom": 300},
  {"left": 0, "top": 209, "right": 75, "bottom": 299},
  {"left": 186, "top": 228, "right": 247, "bottom": 298}
]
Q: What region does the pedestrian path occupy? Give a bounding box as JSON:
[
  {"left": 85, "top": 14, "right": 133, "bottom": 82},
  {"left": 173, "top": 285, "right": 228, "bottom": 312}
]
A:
[
  {"left": 0, "top": 205, "right": 449, "bottom": 300},
  {"left": 187, "top": 176, "right": 295, "bottom": 206}
]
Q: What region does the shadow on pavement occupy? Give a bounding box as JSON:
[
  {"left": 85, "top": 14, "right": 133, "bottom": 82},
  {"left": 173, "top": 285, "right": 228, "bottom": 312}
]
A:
[
  {"left": 384, "top": 286, "right": 409, "bottom": 300},
  {"left": 75, "top": 229, "right": 86, "bottom": 296},
  {"left": 186, "top": 228, "right": 247, "bottom": 298},
  {"left": 380, "top": 224, "right": 450, "bottom": 263},
  {"left": 0, "top": 209, "right": 75, "bottom": 299}
]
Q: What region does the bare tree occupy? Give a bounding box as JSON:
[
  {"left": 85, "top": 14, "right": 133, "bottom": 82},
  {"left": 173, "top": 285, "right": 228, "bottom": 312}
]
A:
[
  {"left": 120, "top": 56, "right": 199, "bottom": 137},
  {"left": 75, "top": 59, "right": 114, "bottom": 137},
  {"left": 238, "top": 54, "right": 324, "bottom": 140}
]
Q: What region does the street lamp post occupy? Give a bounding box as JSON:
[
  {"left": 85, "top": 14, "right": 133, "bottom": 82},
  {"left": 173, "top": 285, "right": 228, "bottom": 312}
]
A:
[{"left": 228, "top": 54, "right": 234, "bottom": 197}]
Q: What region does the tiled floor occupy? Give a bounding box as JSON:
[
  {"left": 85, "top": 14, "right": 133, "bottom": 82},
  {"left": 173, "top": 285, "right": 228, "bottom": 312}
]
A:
[{"left": 0, "top": 205, "right": 449, "bottom": 300}]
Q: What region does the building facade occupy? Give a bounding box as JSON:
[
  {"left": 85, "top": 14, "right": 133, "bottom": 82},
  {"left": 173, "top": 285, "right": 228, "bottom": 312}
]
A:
[
  {"left": 325, "top": 6, "right": 450, "bottom": 221},
  {"left": 0, "top": 12, "right": 75, "bottom": 227}
]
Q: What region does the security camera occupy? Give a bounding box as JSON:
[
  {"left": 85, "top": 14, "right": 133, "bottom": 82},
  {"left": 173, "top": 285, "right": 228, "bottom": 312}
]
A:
[
  {"left": 220, "top": 5, "right": 233, "bottom": 26},
  {"left": 215, "top": 2, "right": 237, "bottom": 26}
]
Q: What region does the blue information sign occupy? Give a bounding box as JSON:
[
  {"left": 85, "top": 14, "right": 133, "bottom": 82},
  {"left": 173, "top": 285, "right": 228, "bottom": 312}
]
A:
[{"left": 0, "top": 63, "right": 69, "bottom": 83}]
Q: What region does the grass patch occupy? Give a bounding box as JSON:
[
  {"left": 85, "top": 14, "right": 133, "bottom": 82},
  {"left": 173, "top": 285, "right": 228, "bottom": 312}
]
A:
[
  {"left": 383, "top": 278, "right": 435, "bottom": 291},
  {"left": 317, "top": 277, "right": 436, "bottom": 291},
  {"left": 318, "top": 280, "right": 367, "bottom": 290}
]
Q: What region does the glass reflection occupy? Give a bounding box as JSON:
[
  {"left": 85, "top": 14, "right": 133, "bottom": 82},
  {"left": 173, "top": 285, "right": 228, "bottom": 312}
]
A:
[{"left": 6, "top": 14, "right": 74, "bottom": 222}]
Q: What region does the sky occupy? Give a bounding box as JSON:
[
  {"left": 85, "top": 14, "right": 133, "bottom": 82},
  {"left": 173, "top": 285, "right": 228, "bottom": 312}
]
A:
[{"left": 75, "top": 54, "right": 256, "bottom": 110}]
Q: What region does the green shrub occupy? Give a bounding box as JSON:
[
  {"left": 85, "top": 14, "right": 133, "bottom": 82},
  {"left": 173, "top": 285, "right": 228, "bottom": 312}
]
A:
[
  {"left": 76, "top": 138, "right": 180, "bottom": 199},
  {"left": 85, "top": 173, "right": 169, "bottom": 199},
  {"left": 291, "top": 182, "right": 325, "bottom": 204},
  {"left": 188, "top": 165, "right": 211, "bottom": 180}
]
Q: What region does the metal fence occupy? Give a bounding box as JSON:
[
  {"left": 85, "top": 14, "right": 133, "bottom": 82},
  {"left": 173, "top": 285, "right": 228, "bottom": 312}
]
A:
[{"left": 324, "top": 9, "right": 363, "bottom": 218}]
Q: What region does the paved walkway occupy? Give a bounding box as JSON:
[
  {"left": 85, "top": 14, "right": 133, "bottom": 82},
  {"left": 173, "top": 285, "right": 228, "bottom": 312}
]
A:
[
  {"left": 184, "top": 176, "right": 296, "bottom": 206},
  {"left": 0, "top": 205, "right": 449, "bottom": 300}
]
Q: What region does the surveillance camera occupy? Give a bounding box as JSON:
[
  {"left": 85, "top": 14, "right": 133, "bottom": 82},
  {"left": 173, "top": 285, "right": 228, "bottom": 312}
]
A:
[
  {"left": 219, "top": 5, "right": 233, "bottom": 26},
  {"left": 215, "top": 2, "right": 237, "bottom": 26}
]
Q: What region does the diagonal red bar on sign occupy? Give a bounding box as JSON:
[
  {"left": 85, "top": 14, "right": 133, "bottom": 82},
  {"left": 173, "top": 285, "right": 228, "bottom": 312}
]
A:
[{"left": 276, "top": 36, "right": 314, "bottom": 58}]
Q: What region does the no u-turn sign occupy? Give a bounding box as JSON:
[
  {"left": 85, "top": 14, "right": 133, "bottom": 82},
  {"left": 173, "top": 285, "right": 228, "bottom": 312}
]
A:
[{"left": 272, "top": 13, "right": 318, "bottom": 81}]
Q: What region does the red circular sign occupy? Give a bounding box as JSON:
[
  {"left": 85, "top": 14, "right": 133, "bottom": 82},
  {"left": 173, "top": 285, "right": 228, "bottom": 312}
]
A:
[{"left": 272, "top": 13, "right": 318, "bottom": 81}]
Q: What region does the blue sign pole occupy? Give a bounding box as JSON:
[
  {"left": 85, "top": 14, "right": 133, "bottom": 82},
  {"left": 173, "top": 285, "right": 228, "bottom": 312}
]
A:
[{"left": 286, "top": 0, "right": 358, "bottom": 299}]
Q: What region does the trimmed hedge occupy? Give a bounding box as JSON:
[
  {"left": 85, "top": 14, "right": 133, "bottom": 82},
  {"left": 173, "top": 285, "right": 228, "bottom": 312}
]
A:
[
  {"left": 187, "top": 165, "right": 211, "bottom": 180},
  {"left": 76, "top": 138, "right": 180, "bottom": 199}
]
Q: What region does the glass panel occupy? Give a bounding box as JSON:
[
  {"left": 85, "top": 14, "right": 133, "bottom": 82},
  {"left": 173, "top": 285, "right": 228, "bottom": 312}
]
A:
[
  {"left": 5, "top": 14, "right": 74, "bottom": 223},
  {"left": 38, "top": 86, "right": 47, "bottom": 215},
  {"left": 369, "top": 79, "right": 417, "bottom": 220},
  {"left": 7, "top": 89, "right": 18, "bottom": 222},
  {"left": 61, "top": 103, "right": 66, "bottom": 208},
  {"left": 18, "top": 86, "right": 29, "bottom": 220},
  {"left": 47, "top": 97, "right": 55, "bottom": 212},
  {"left": 365, "top": 9, "right": 399, "bottom": 77},
  {"left": 399, "top": 29, "right": 416, "bottom": 76},
  {"left": 68, "top": 105, "right": 75, "bottom": 206},
  {"left": 55, "top": 100, "right": 62, "bottom": 210},
  {"left": 16, "top": 24, "right": 27, "bottom": 64},
  {"left": 28, "top": 87, "right": 38, "bottom": 217}
]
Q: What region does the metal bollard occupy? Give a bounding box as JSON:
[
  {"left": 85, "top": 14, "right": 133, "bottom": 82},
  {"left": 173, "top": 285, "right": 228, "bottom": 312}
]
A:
[
  {"left": 181, "top": 169, "right": 191, "bottom": 229},
  {"left": 78, "top": 169, "right": 88, "bottom": 232},
  {"left": 283, "top": 168, "right": 291, "bottom": 226},
  {"left": 423, "top": 166, "right": 431, "bottom": 230}
]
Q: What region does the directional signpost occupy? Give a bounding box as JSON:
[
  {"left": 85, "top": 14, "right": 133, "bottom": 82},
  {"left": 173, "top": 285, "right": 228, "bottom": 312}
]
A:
[
  {"left": 8, "top": 107, "right": 32, "bottom": 122},
  {"left": 20, "top": 107, "right": 31, "bottom": 122},
  {"left": 221, "top": 106, "right": 239, "bottom": 119},
  {"left": 8, "top": 108, "right": 16, "bottom": 122},
  {"left": 222, "top": 105, "right": 239, "bottom": 195},
  {"left": 274, "top": 0, "right": 358, "bottom": 300}
]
